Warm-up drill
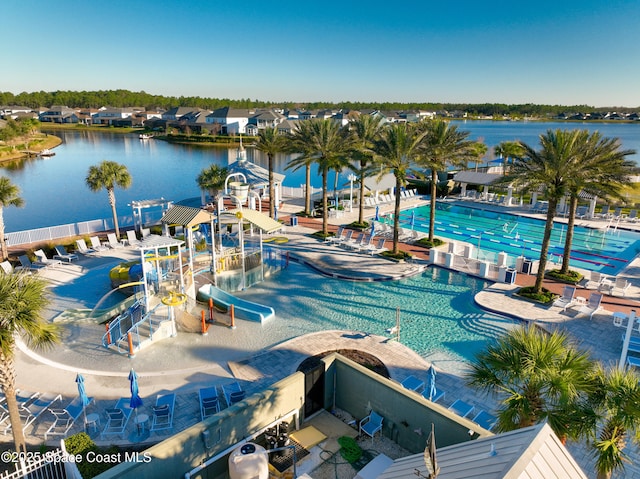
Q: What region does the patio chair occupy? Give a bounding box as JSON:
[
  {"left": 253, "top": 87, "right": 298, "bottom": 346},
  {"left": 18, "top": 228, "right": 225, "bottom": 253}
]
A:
[
  {"left": 3, "top": 392, "right": 61, "bottom": 435},
  {"left": 355, "top": 234, "right": 374, "bottom": 252},
  {"left": 101, "top": 398, "right": 133, "bottom": 439},
  {"left": 198, "top": 387, "right": 220, "bottom": 420},
  {"left": 575, "top": 292, "right": 604, "bottom": 320},
  {"left": 326, "top": 226, "right": 345, "bottom": 244},
  {"left": 553, "top": 285, "right": 577, "bottom": 311},
  {"left": 611, "top": 277, "right": 631, "bottom": 297},
  {"left": 421, "top": 386, "right": 446, "bottom": 403},
  {"left": 126, "top": 230, "right": 142, "bottom": 247},
  {"left": 34, "top": 249, "right": 63, "bottom": 268},
  {"left": 359, "top": 411, "right": 383, "bottom": 443},
  {"left": 342, "top": 232, "right": 363, "bottom": 250},
  {"left": 597, "top": 205, "right": 611, "bottom": 219},
  {"left": 53, "top": 245, "right": 79, "bottom": 263},
  {"left": 472, "top": 410, "right": 497, "bottom": 431},
  {"left": 612, "top": 207, "right": 623, "bottom": 219},
  {"left": 585, "top": 271, "right": 604, "bottom": 289},
  {"left": 0, "top": 260, "right": 15, "bottom": 274},
  {"left": 150, "top": 393, "right": 176, "bottom": 433},
  {"left": 107, "top": 233, "right": 125, "bottom": 249},
  {"left": 222, "top": 382, "right": 246, "bottom": 406},
  {"left": 366, "top": 238, "right": 388, "bottom": 256},
  {"left": 90, "top": 236, "right": 109, "bottom": 252},
  {"left": 0, "top": 390, "right": 38, "bottom": 423},
  {"left": 575, "top": 206, "right": 589, "bottom": 219},
  {"left": 45, "top": 395, "right": 94, "bottom": 440},
  {"left": 448, "top": 399, "right": 475, "bottom": 418},
  {"left": 626, "top": 209, "right": 638, "bottom": 222},
  {"left": 627, "top": 356, "right": 640, "bottom": 369},
  {"left": 332, "top": 229, "right": 353, "bottom": 247},
  {"left": 75, "top": 239, "right": 98, "bottom": 256},
  {"left": 400, "top": 375, "right": 424, "bottom": 392},
  {"left": 16, "top": 255, "right": 46, "bottom": 272}
]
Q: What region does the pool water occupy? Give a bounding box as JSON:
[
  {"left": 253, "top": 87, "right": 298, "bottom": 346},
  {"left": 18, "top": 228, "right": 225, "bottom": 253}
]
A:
[
  {"left": 235, "top": 263, "right": 517, "bottom": 367},
  {"left": 393, "top": 203, "right": 640, "bottom": 276}
]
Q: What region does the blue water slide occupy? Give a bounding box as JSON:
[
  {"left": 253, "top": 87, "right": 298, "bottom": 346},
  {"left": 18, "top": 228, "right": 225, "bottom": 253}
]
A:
[{"left": 197, "top": 284, "right": 275, "bottom": 323}]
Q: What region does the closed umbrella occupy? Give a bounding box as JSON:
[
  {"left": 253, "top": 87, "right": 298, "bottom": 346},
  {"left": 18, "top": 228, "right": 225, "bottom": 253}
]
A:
[
  {"left": 410, "top": 210, "right": 416, "bottom": 230},
  {"left": 374, "top": 205, "right": 380, "bottom": 222},
  {"left": 129, "top": 369, "right": 143, "bottom": 411},
  {"left": 75, "top": 373, "right": 90, "bottom": 427},
  {"left": 427, "top": 365, "right": 437, "bottom": 401},
  {"left": 274, "top": 205, "right": 278, "bottom": 221},
  {"left": 370, "top": 221, "right": 376, "bottom": 237}
]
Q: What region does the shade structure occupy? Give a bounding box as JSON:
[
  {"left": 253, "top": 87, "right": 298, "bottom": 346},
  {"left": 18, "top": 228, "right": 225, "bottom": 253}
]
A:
[
  {"left": 374, "top": 205, "right": 380, "bottom": 222},
  {"left": 76, "top": 373, "right": 90, "bottom": 426},
  {"left": 129, "top": 369, "right": 143, "bottom": 410},
  {"left": 427, "top": 365, "right": 437, "bottom": 401}
]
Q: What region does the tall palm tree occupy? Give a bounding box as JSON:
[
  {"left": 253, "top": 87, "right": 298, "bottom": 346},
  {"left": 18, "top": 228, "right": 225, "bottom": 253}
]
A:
[
  {"left": 507, "top": 130, "right": 586, "bottom": 293},
  {"left": 196, "top": 164, "right": 229, "bottom": 202},
  {"left": 287, "top": 119, "right": 352, "bottom": 236},
  {"left": 0, "top": 273, "right": 60, "bottom": 453},
  {"left": 558, "top": 132, "right": 635, "bottom": 275},
  {"left": 372, "top": 123, "right": 427, "bottom": 254},
  {"left": 494, "top": 141, "right": 524, "bottom": 176},
  {"left": 589, "top": 365, "right": 640, "bottom": 479},
  {"left": 0, "top": 177, "right": 24, "bottom": 261},
  {"left": 417, "top": 119, "right": 476, "bottom": 242},
  {"left": 349, "top": 115, "right": 384, "bottom": 225},
  {"left": 254, "top": 127, "right": 286, "bottom": 219},
  {"left": 467, "top": 325, "right": 595, "bottom": 441},
  {"left": 85, "top": 160, "right": 132, "bottom": 238}
]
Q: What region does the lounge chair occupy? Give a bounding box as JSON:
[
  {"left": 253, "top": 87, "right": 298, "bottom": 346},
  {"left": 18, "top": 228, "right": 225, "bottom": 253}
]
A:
[
  {"left": 448, "top": 399, "right": 474, "bottom": 418},
  {"left": 472, "top": 410, "right": 498, "bottom": 431},
  {"left": 34, "top": 249, "right": 63, "bottom": 268},
  {"left": 627, "top": 356, "right": 640, "bottom": 369},
  {"left": 0, "top": 391, "right": 38, "bottom": 423},
  {"left": 107, "top": 233, "right": 125, "bottom": 249},
  {"left": 126, "top": 230, "right": 142, "bottom": 247},
  {"left": 366, "top": 238, "right": 388, "bottom": 256},
  {"left": 150, "top": 393, "right": 176, "bottom": 433},
  {"left": 585, "top": 271, "right": 605, "bottom": 289},
  {"left": 342, "top": 232, "right": 363, "bottom": 250},
  {"left": 333, "top": 229, "right": 353, "bottom": 247},
  {"left": 355, "top": 234, "right": 374, "bottom": 252},
  {"left": 101, "top": 398, "right": 133, "bottom": 439},
  {"left": 90, "top": 236, "right": 109, "bottom": 252},
  {"left": 45, "top": 395, "right": 94, "bottom": 439},
  {"left": 0, "top": 261, "right": 16, "bottom": 274},
  {"left": 575, "top": 206, "right": 589, "bottom": 219},
  {"left": 611, "top": 277, "right": 631, "bottom": 297},
  {"left": 553, "top": 285, "right": 577, "bottom": 311},
  {"left": 222, "top": 382, "right": 246, "bottom": 406},
  {"left": 2, "top": 392, "right": 61, "bottom": 435},
  {"left": 400, "top": 375, "right": 424, "bottom": 392},
  {"left": 16, "top": 255, "right": 46, "bottom": 272},
  {"left": 198, "top": 387, "right": 220, "bottom": 420},
  {"left": 326, "top": 226, "right": 345, "bottom": 244},
  {"left": 359, "top": 411, "right": 383, "bottom": 443},
  {"left": 421, "top": 387, "right": 445, "bottom": 403},
  {"left": 76, "top": 239, "right": 98, "bottom": 256},
  {"left": 575, "top": 292, "right": 604, "bottom": 320},
  {"left": 612, "top": 207, "right": 623, "bottom": 219},
  {"left": 53, "top": 245, "right": 79, "bottom": 263},
  {"left": 597, "top": 205, "right": 611, "bottom": 219}
]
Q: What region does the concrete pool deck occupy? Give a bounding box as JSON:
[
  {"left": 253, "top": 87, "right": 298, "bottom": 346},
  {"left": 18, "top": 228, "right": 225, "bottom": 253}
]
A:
[{"left": 6, "top": 198, "right": 640, "bottom": 477}]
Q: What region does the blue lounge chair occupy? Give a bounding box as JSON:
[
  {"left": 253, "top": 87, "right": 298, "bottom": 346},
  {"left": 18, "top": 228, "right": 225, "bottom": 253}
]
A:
[
  {"left": 199, "top": 386, "right": 220, "bottom": 420},
  {"left": 421, "top": 387, "right": 445, "bottom": 403},
  {"left": 101, "top": 398, "right": 133, "bottom": 439},
  {"left": 45, "top": 395, "right": 94, "bottom": 439},
  {"left": 222, "top": 382, "right": 246, "bottom": 406},
  {"left": 150, "top": 393, "right": 175, "bottom": 433},
  {"left": 401, "top": 375, "right": 424, "bottom": 392},
  {"left": 359, "top": 411, "right": 384, "bottom": 443},
  {"left": 3, "top": 392, "right": 61, "bottom": 435},
  {"left": 448, "top": 399, "right": 474, "bottom": 418},
  {"left": 472, "top": 410, "right": 497, "bottom": 431}
]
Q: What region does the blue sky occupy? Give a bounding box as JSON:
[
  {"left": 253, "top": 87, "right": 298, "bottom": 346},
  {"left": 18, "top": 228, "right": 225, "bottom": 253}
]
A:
[{"left": 4, "top": 0, "right": 639, "bottom": 107}]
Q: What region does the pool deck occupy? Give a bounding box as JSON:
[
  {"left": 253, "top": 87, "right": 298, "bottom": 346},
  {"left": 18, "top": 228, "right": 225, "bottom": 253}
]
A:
[{"left": 7, "top": 198, "right": 640, "bottom": 477}]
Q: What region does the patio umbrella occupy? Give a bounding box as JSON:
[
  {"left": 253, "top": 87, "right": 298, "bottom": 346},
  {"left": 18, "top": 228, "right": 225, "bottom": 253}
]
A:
[
  {"left": 410, "top": 210, "right": 416, "bottom": 230},
  {"left": 374, "top": 205, "right": 380, "bottom": 222},
  {"left": 75, "top": 373, "right": 90, "bottom": 426},
  {"left": 274, "top": 205, "right": 278, "bottom": 221},
  {"left": 370, "top": 221, "right": 375, "bottom": 237},
  {"left": 129, "top": 369, "right": 143, "bottom": 411},
  {"left": 427, "top": 365, "right": 437, "bottom": 401}
]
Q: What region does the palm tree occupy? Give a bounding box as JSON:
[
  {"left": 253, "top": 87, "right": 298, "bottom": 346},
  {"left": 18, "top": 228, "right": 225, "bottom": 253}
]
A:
[
  {"left": 417, "top": 119, "right": 476, "bottom": 242},
  {"left": 467, "top": 325, "right": 595, "bottom": 441},
  {"left": 349, "top": 115, "right": 384, "bottom": 225},
  {"left": 0, "top": 273, "right": 60, "bottom": 452},
  {"left": 0, "top": 177, "right": 24, "bottom": 261},
  {"left": 494, "top": 141, "right": 524, "bottom": 176},
  {"left": 287, "top": 119, "right": 352, "bottom": 236},
  {"left": 196, "top": 164, "right": 229, "bottom": 202},
  {"left": 254, "top": 127, "right": 286, "bottom": 219},
  {"left": 85, "top": 161, "right": 132, "bottom": 238},
  {"left": 507, "top": 130, "right": 586, "bottom": 293},
  {"left": 589, "top": 365, "right": 640, "bottom": 479},
  {"left": 372, "top": 123, "right": 427, "bottom": 254},
  {"left": 558, "top": 131, "right": 635, "bottom": 275}
]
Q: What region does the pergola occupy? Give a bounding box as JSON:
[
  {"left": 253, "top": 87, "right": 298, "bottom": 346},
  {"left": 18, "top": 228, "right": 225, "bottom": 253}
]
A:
[{"left": 453, "top": 171, "right": 518, "bottom": 205}]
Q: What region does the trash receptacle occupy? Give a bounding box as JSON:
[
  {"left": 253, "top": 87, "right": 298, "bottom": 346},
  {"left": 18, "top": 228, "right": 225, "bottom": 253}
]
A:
[
  {"left": 505, "top": 268, "right": 517, "bottom": 284},
  {"left": 289, "top": 216, "right": 298, "bottom": 226},
  {"left": 522, "top": 259, "right": 533, "bottom": 275}
]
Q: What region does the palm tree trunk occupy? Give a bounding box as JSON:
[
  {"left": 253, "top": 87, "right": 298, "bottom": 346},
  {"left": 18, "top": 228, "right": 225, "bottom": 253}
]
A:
[
  {"left": 534, "top": 198, "right": 558, "bottom": 292},
  {"left": 0, "top": 206, "right": 7, "bottom": 261},
  {"left": 108, "top": 187, "right": 119, "bottom": 237},
  {"left": 321, "top": 168, "right": 329, "bottom": 236},
  {"left": 0, "top": 353, "right": 26, "bottom": 452},
  {"left": 268, "top": 153, "right": 275, "bottom": 219},
  {"left": 560, "top": 196, "right": 578, "bottom": 274},
  {"left": 392, "top": 177, "right": 402, "bottom": 254},
  {"left": 358, "top": 171, "right": 366, "bottom": 225},
  {"left": 428, "top": 169, "right": 438, "bottom": 241},
  {"left": 304, "top": 165, "right": 311, "bottom": 216}
]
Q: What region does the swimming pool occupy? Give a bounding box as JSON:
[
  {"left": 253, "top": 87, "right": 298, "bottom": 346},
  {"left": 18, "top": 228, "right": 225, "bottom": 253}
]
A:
[
  {"left": 235, "top": 262, "right": 517, "bottom": 370},
  {"left": 392, "top": 203, "right": 640, "bottom": 276}
]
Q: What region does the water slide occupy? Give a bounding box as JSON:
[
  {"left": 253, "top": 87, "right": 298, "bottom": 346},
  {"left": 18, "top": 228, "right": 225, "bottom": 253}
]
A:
[{"left": 197, "top": 284, "right": 275, "bottom": 323}]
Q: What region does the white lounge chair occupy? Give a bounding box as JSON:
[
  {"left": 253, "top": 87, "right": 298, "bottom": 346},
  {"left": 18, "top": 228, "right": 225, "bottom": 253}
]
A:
[
  {"left": 342, "top": 232, "right": 363, "bottom": 250},
  {"left": 101, "top": 398, "right": 133, "bottom": 439},
  {"left": 586, "top": 271, "right": 605, "bottom": 289},
  {"left": 150, "top": 393, "right": 176, "bottom": 433},
  {"left": 76, "top": 239, "right": 98, "bottom": 256},
  {"left": 448, "top": 399, "right": 474, "bottom": 418},
  {"left": 326, "top": 226, "right": 345, "bottom": 244},
  {"left": 126, "top": 230, "right": 142, "bottom": 247},
  {"left": 107, "top": 233, "right": 125, "bottom": 249},
  {"left": 575, "top": 292, "right": 604, "bottom": 320},
  {"left": 611, "top": 277, "right": 631, "bottom": 297},
  {"left": 34, "top": 249, "right": 62, "bottom": 268},
  {"left": 355, "top": 234, "right": 374, "bottom": 252},
  {"left": 90, "top": 236, "right": 109, "bottom": 252},
  {"left": 553, "top": 285, "right": 577, "bottom": 311},
  {"left": 222, "top": 382, "right": 246, "bottom": 406},
  {"left": 198, "top": 387, "right": 220, "bottom": 420},
  {"left": 53, "top": 245, "right": 79, "bottom": 263},
  {"left": 359, "top": 411, "right": 383, "bottom": 443},
  {"left": 333, "top": 229, "right": 353, "bottom": 247},
  {"left": 45, "top": 395, "right": 94, "bottom": 439},
  {"left": 0, "top": 261, "right": 16, "bottom": 274},
  {"left": 366, "top": 238, "right": 388, "bottom": 256}
]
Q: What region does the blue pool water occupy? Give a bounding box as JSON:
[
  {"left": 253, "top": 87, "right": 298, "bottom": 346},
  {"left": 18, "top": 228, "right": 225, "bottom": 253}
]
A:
[
  {"left": 235, "top": 262, "right": 517, "bottom": 366},
  {"left": 391, "top": 203, "right": 640, "bottom": 276}
]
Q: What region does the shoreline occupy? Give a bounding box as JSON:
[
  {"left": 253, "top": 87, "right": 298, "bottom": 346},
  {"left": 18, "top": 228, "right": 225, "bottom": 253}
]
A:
[{"left": 0, "top": 134, "right": 63, "bottom": 163}]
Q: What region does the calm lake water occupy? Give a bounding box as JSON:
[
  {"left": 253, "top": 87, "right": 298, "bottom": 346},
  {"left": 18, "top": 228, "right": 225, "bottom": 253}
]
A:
[{"left": 2, "top": 121, "right": 638, "bottom": 232}]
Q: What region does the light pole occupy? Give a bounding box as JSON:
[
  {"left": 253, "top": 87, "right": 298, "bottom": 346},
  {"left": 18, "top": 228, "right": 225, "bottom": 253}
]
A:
[{"left": 348, "top": 174, "right": 356, "bottom": 213}]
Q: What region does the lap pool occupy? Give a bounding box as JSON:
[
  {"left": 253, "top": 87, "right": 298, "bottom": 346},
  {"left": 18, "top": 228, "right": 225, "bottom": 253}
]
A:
[
  {"left": 393, "top": 203, "right": 640, "bottom": 276},
  {"left": 234, "top": 262, "right": 517, "bottom": 368}
]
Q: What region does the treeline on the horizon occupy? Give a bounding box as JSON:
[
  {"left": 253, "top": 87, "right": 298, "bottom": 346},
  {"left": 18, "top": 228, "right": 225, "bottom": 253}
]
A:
[{"left": 1, "top": 90, "right": 637, "bottom": 116}]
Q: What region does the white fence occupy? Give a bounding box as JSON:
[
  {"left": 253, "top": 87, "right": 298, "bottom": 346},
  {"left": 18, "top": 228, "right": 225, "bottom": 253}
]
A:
[
  {"left": 281, "top": 185, "right": 322, "bottom": 199},
  {"left": 0, "top": 441, "right": 82, "bottom": 479}
]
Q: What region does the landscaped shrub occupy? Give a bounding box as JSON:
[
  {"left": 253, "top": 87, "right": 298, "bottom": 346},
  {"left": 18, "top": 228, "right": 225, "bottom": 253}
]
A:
[
  {"left": 415, "top": 237, "right": 445, "bottom": 249},
  {"left": 516, "top": 286, "right": 556, "bottom": 304},
  {"left": 545, "top": 269, "right": 583, "bottom": 284}
]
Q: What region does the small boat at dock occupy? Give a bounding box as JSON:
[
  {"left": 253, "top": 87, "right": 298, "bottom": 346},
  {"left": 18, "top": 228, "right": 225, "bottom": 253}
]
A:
[
  {"left": 39, "top": 149, "right": 55, "bottom": 157},
  {"left": 139, "top": 134, "right": 153, "bottom": 140}
]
